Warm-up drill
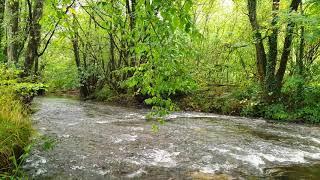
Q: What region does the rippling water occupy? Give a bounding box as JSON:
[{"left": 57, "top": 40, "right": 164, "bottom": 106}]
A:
[{"left": 24, "top": 97, "right": 320, "bottom": 179}]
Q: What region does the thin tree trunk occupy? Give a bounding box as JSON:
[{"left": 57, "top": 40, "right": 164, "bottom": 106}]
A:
[
  {"left": 72, "top": 37, "right": 81, "bottom": 69},
  {"left": 265, "top": 0, "right": 280, "bottom": 99},
  {"left": 109, "top": 33, "right": 115, "bottom": 72},
  {"left": 72, "top": 34, "right": 89, "bottom": 98},
  {"left": 108, "top": 32, "right": 118, "bottom": 89},
  {"left": 275, "top": 0, "right": 301, "bottom": 88},
  {"left": 24, "top": 0, "right": 44, "bottom": 76},
  {"left": 7, "top": 0, "right": 20, "bottom": 64},
  {"left": 247, "top": 0, "right": 267, "bottom": 82},
  {"left": 125, "top": 0, "right": 137, "bottom": 67},
  {"left": 0, "top": 0, "right": 5, "bottom": 52},
  {"left": 296, "top": 2, "right": 305, "bottom": 104},
  {"left": 297, "top": 5, "right": 304, "bottom": 77},
  {"left": 72, "top": 14, "right": 89, "bottom": 99}
]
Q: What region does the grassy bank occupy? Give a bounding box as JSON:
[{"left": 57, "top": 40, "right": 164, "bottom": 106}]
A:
[
  {"left": 0, "top": 67, "right": 46, "bottom": 175},
  {"left": 0, "top": 88, "right": 32, "bottom": 173}
]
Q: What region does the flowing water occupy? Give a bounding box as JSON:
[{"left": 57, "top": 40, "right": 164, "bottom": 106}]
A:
[{"left": 24, "top": 97, "right": 320, "bottom": 179}]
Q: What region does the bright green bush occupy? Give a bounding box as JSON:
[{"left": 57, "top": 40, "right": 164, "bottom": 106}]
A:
[{"left": 0, "top": 65, "right": 47, "bottom": 103}]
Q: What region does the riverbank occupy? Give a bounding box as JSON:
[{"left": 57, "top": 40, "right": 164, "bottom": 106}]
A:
[
  {"left": 88, "top": 84, "right": 320, "bottom": 124},
  {"left": 176, "top": 85, "right": 320, "bottom": 123},
  {"left": 0, "top": 89, "right": 32, "bottom": 174},
  {"left": 0, "top": 66, "right": 47, "bottom": 176}
]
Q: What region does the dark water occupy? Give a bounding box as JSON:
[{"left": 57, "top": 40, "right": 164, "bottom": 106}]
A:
[{"left": 24, "top": 97, "right": 320, "bottom": 179}]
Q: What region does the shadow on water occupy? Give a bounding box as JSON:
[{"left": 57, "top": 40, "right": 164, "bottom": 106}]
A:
[
  {"left": 264, "top": 163, "right": 320, "bottom": 180},
  {"left": 232, "top": 124, "right": 292, "bottom": 142}
]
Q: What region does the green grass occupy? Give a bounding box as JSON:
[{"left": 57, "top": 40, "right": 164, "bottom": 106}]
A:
[{"left": 0, "top": 88, "right": 32, "bottom": 173}]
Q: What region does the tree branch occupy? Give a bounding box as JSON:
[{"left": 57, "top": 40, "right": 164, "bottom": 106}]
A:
[{"left": 37, "top": 0, "right": 76, "bottom": 57}]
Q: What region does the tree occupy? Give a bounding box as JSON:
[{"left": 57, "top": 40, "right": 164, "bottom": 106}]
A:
[
  {"left": 24, "top": 0, "right": 44, "bottom": 76},
  {"left": 6, "top": 0, "right": 20, "bottom": 64},
  {"left": 0, "top": 0, "right": 5, "bottom": 55},
  {"left": 71, "top": 12, "right": 90, "bottom": 98},
  {"left": 247, "top": 0, "right": 301, "bottom": 101}
]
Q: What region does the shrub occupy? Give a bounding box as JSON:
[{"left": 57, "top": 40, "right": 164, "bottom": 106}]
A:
[
  {"left": 93, "top": 85, "right": 116, "bottom": 101},
  {"left": 263, "top": 103, "right": 289, "bottom": 121},
  {"left": 0, "top": 65, "right": 47, "bottom": 103}
]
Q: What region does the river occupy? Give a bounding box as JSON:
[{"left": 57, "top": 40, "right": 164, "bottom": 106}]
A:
[{"left": 24, "top": 97, "right": 320, "bottom": 179}]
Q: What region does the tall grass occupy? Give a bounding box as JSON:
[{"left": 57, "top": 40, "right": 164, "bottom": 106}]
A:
[{"left": 0, "top": 87, "right": 32, "bottom": 172}]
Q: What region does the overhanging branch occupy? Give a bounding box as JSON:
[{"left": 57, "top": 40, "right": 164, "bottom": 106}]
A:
[{"left": 37, "top": 0, "right": 76, "bottom": 57}]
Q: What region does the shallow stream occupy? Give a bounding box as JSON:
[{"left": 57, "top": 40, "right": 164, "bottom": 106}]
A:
[{"left": 24, "top": 97, "right": 320, "bottom": 179}]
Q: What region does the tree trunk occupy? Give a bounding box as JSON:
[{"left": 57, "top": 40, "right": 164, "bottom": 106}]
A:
[
  {"left": 7, "top": 0, "right": 20, "bottom": 64},
  {"left": 296, "top": 2, "right": 305, "bottom": 104},
  {"left": 125, "top": 0, "right": 137, "bottom": 67},
  {"left": 264, "top": 0, "right": 280, "bottom": 100},
  {"left": 109, "top": 33, "right": 115, "bottom": 72},
  {"left": 298, "top": 27, "right": 305, "bottom": 77},
  {"left": 108, "top": 32, "right": 118, "bottom": 89},
  {"left": 72, "top": 35, "right": 89, "bottom": 98},
  {"left": 247, "top": 0, "right": 267, "bottom": 82},
  {"left": 0, "top": 0, "right": 5, "bottom": 52},
  {"left": 275, "top": 0, "right": 301, "bottom": 88},
  {"left": 247, "top": 0, "right": 301, "bottom": 102},
  {"left": 72, "top": 14, "right": 89, "bottom": 99},
  {"left": 24, "top": 0, "right": 44, "bottom": 77}
]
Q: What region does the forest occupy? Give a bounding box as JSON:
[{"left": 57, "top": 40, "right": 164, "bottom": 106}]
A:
[{"left": 0, "top": 0, "right": 320, "bottom": 178}]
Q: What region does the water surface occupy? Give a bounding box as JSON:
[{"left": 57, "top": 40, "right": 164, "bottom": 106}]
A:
[{"left": 24, "top": 97, "right": 320, "bottom": 179}]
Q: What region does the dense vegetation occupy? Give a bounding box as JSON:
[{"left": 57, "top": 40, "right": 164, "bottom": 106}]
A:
[
  {"left": 0, "top": 0, "right": 320, "bottom": 173},
  {"left": 0, "top": 67, "right": 31, "bottom": 174},
  {"left": 0, "top": 89, "right": 31, "bottom": 175},
  {"left": 38, "top": 0, "right": 320, "bottom": 121},
  {"left": 0, "top": 66, "right": 46, "bottom": 174}
]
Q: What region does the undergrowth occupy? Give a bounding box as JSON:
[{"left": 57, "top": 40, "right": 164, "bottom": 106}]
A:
[
  {"left": 0, "top": 66, "right": 46, "bottom": 177},
  {"left": 178, "top": 82, "right": 320, "bottom": 123}
]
